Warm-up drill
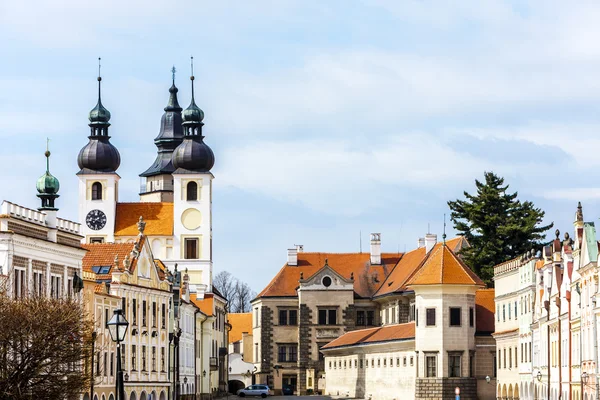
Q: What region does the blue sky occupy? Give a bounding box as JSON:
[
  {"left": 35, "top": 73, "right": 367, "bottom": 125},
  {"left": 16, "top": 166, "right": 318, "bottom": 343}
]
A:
[{"left": 2, "top": 1, "right": 600, "bottom": 293}]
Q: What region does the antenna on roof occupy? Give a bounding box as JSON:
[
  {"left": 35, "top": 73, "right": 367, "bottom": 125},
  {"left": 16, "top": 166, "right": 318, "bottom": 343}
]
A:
[
  {"left": 427, "top": 223, "right": 430, "bottom": 234},
  {"left": 359, "top": 230, "right": 362, "bottom": 253},
  {"left": 443, "top": 214, "right": 447, "bottom": 246}
]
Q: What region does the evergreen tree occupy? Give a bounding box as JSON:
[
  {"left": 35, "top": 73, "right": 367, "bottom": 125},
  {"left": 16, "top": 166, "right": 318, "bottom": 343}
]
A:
[{"left": 447, "top": 171, "right": 552, "bottom": 286}]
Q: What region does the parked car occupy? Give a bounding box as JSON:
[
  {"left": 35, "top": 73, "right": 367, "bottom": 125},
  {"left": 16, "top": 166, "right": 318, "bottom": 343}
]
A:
[
  {"left": 282, "top": 385, "right": 294, "bottom": 395},
  {"left": 237, "top": 384, "right": 270, "bottom": 398}
]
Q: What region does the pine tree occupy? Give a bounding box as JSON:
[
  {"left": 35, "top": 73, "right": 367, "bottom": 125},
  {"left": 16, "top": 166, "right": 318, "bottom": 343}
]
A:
[{"left": 447, "top": 172, "right": 552, "bottom": 286}]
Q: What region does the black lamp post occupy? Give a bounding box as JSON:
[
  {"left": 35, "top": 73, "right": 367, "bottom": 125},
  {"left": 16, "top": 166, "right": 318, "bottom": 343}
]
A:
[{"left": 107, "top": 309, "right": 129, "bottom": 400}]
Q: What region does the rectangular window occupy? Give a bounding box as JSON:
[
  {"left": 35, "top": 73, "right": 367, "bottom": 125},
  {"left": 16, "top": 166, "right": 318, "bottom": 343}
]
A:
[
  {"left": 132, "top": 299, "right": 137, "bottom": 325},
  {"left": 410, "top": 356, "right": 414, "bottom": 366},
  {"left": 142, "top": 300, "right": 147, "bottom": 327},
  {"left": 493, "top": 354, "right": 497, "bottom": 377},
  {"left": 105, "top": 308, "right": 109, "bottom": 328},
  {"left": 90, "top": 237, "right": 104, "bottom": 244},
  {"left": 277, "top": 345, "right": 297, "bottom": 362},
  {"left": 357, "top": 310, "right": 365, "bottom": 326},
  {"left": 110, "top": 352, "right": 114, "bottom": 376},
  {"left": 161, "top": 347, "right": 165, "bottom": 372},
  {"left": 469, "top": 307, "right": 474, "bottom": 327},
  {"left": 103, "top": 352, "right": 108, "bottom": 376},
  {"left": 509, "top": 348, "right": 512, "bottom": 368},
  {"left": 515, "top": 346, "right": 518, "bottom": 367},
  {"left": 503, "top": 304, "right": 506, "bottom": 322},
  {"left": 367, "top": 310, "right": 375, "bottom": 326},
  {"left": 409, "top": 303, "right": 415, "bottom": 322},
  {"left": 449, "top": 354, "right": 461, "bottom": 377},
  {"left": 161, "top": 303, "right": 166, "bottom": 328},
  {"left": 152, "top": 301, "right": 157, "bottom": 327},
  {"left": 397, "top": 357, "right": 400, "bottom": 367},
  {"left": 469, "top": 354, "right": 474, "bottom": 377},
  {"left": 152, "top": 346, "right": 156, "bottom": 371},
  {"left": 142, "top": 345, "right": 147, "bottom": 371},
  {"left": 33, "top": 270, "right": 43, "bottom": 296},
  {"left": 278, "top": 309, "right": 298, "bottom": 325},
  {"left": 426, "top": 308, "right": 436, "bottom": 326},
  {"left": 279, "top": 309, "right": 287, "bottom": 325},
  {"left": 131, "top": 345, "right": 137, "bottom": 370},
  {"left": 403, "top": 357, "right": 407, "bottom": 366},
  {"left": 360, "top": 359, "right": 363, "bottom": 368},
  {"left": 184, "top": 238, "right": 199, "bottom": 259},
  {"left": 426, "top": 355, "right": 437, "bottom": 377},
  {"left": 121, "top": 344, "right": 126, "bottom": 369},
  {"left": 514, "top": 301, "right": 517, "bottom": 318},
  {"left": 450, "top": 307, "right": 461, "bottom": 326},
  {"left": 318, "top": 309, "right": 337, "bottom": 325}
]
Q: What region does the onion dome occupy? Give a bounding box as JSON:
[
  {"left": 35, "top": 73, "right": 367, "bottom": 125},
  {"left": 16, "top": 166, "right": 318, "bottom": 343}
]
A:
[
  {"left": 37, "top": 143, "right": 60, "bottom": 210},
  {"left": 77, "top": 59, "right": 121, "bottom": 175},
  {"left": 140, "top": 68, "right": 184, "bottom": 178},
  {"left": 172, "top": 59, "right": 215, "bottom": 173}
]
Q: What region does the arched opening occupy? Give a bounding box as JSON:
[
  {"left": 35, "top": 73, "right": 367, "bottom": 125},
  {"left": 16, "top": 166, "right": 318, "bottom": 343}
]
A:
[
  {"left": 140, "top": 391, "right": 147, "bottom": 400},
  {"left": 129, "top": 392, "right": 137, "bottom": 400},
  {"left": 83, "top": 395, "right": 90, "bottom": 400},
  {"left": 92, "top": 182, "right": 103, "bottom": 200},
  {"left": 151, "top": 390, "right": 157, "bottom": 400},
  {"left": 102, "top": 395, "right": 106, "bottom": 400},
  {"left": 514, "top": 383, "right": 519, "bottom": 399},
  {"left": 108, "top": 395, "right": 115, "bottom": 400},
  {"left": 159, "top": 391, "right": 167, "bottom": 400},
  {"left": 229, "top": 380, "right": 245, "bottom": 394},
  {"left": 94, "top": 395, "right": 98, "bottom": 400},
  {"left": 508, "top": 384, "right": 513, "bottom": 400},
  {"left": 186, "top": 181, "right": 198, "bottom": 201},
  {"left": 502, "top": 384, "right": 508, "bottom": 400}
]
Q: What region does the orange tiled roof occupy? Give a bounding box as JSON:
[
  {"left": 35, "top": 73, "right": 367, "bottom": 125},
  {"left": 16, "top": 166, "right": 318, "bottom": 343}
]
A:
[
  {"left": 191, "top": 293, "right": 214, "bottom": 316},
  {"left": 82, "top": 242, "right": 136, "bottom": 279},
  {"left": 114, "top": 202, "right": 173, "bottom": 236},
  {"left": 256, "top": 252, "right": 403, "bottom": 299},
  {"left": 407, "top": 244, "right": 485, "bottom": 286},
  {"left": 322, "top": 322, "right": 415, "bottom": 350},
  {"left": 375, "top": 247, "right": 427, "bottom": 296},
  {"left": 475, "top": 288, "right": 495, "bottom": 334},
  {"left": 228, "top": 313, "right": 252, "bottom": 343}
]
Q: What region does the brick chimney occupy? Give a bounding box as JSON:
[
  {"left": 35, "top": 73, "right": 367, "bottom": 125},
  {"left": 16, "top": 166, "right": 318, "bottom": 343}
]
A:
[
  {"left": 370, "top": 233, "right": 381, "bottom": 265},
  {"left": 425, "top": 233, "right": 437, "bottom": 254}
]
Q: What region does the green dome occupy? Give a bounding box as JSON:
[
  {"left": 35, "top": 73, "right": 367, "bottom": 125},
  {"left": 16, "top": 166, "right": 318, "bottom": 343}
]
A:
[
  {"left": 36, "top": 171, "right": 60, "bottom": 194},
  {"left": 182, "top": 101, "right": 204, "bottom": 123},
  {"left": 89, "top": 77, "right": 111, "bottom": 124},
  {"left": 36, "top": 150, "right": 60, "bottom": 194}
]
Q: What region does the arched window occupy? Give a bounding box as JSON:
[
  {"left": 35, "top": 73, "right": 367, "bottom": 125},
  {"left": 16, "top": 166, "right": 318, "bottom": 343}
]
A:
[
  {"left": 92, "top": 182, "right": 103, "bottom": 200},
  {"left": 186, "top": 181, "right": 198, "bottom": 201}
]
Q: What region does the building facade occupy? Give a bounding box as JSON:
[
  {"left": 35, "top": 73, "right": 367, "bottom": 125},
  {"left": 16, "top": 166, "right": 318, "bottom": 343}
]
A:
[{"left": 252, "top": 233, "right": 496, "bottom": 398}]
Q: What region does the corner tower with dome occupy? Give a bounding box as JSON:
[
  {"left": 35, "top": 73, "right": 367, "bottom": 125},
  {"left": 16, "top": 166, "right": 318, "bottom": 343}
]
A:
[{"left": 76, "top": 62, "right": 216, "bottom": 290}]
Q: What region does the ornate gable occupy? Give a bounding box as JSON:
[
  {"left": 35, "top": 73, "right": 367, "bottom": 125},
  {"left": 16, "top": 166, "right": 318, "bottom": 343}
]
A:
[{"left": 298, "top": 260, "right": 354, "bottom": 292}]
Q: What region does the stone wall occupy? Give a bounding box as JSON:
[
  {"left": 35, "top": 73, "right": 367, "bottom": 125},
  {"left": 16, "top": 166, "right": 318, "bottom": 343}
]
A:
[
  {"left": 260, "top": 306, "right": 273, "bottom": 387},
  {"left": 343, "top": 304, "right": 356, "bottom": 332},
  {"left": 298, "top": 304, "right": 312, "bottom": 394},
  {"left": 415, "top": 377, "right": 477, "bottom": 400}
]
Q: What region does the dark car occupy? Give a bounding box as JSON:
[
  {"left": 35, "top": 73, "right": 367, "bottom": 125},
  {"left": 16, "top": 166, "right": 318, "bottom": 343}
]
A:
[{"left": 282, "top": 385, "right": 294, "bottom": 395}]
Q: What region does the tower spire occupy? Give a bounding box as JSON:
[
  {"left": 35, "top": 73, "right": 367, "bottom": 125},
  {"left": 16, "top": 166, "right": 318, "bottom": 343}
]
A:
[
  {"left": 442, "top": 214, "right": 447, "bottom": 246},
  {"left": 190, "top": 56, "right": 195, "bottom": 102},
  {"left": 37, "top": 139, "right": 60, "bottom": 210}
]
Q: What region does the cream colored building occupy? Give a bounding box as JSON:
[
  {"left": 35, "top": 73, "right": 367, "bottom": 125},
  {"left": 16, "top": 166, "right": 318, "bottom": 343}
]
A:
[
  {"left": 82, "top": 221, "right": 172, "bottom": 400},
  {"left": 253, "top": 234, "right": 496, "bottom": 399}
]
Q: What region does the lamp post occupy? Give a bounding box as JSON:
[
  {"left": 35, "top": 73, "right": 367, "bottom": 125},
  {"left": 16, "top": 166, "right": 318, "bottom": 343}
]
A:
[{"left": 107, "top": 309, "right": 129, "bottom": 400}]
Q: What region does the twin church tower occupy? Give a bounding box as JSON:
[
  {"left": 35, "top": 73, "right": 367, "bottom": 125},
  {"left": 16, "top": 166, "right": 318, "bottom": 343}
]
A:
[{"left": 76, "top": 61, "right": 214, "bottom": 289}]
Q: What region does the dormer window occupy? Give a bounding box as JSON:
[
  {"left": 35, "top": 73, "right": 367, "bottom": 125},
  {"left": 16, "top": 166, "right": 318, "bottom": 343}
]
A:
[
  {"left": 91, "top": 182, "right": 102, "bottom": 200},
  {"left": 186, "top": 181, "right": 198, "bottom": 201}
]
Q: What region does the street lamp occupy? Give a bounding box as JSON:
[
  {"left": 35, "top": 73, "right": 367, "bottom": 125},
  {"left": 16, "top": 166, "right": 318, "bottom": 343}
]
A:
[
  {"left": 107, "top": 309, "right": 129, "bottom": 400},
  {"left": 537, "top": 371, "right": 542, "bottom": 382},
  {"left": 582, "top": 372, "right": 589, "bottom": 385},
  {"left": 485, "top": 376, "right": 491, "bottom": 384}
]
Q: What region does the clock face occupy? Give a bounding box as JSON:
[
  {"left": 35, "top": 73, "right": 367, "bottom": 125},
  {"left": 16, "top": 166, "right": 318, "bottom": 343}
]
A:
[{"left": 86, "top": 209, "right": 107, "bottom": 231}]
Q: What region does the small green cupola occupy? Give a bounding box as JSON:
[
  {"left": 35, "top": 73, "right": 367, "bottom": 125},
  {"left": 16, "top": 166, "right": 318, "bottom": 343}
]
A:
[{"left": 36, "top": 141, "right": 60, "bottom": 210}]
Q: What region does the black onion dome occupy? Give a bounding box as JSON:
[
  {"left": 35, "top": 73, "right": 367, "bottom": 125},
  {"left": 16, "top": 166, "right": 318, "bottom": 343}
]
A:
[
  {"left": 172, "top": 139, "right": 214, "bottom": 172},
  {"left": 78, "top": 137, "right": 121, "bottom": 172}
]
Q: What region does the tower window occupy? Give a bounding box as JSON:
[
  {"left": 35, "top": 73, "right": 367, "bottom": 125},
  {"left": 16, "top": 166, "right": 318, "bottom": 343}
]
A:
[
  {"left": 184, "top": 238, "right": 199, "bottom": 259},
  {"left": 186, "top": 181, "right": 198, "bottom": 201},
  {"left": 91, "top": 182, "right": 103, "bottom": 200}
]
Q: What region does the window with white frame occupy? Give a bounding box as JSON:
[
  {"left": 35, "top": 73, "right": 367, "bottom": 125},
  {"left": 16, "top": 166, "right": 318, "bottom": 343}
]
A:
[
  {"left": 13, "top": 268, "right": 26, "bottom": 298},
  {"left": 426, "top": 354, "right": 437, "bottom": 377},
  {"left": 33, "top": 270, "right": 43, "bottom": 296},
  {"left": 50, "top": 274, "right": 61, "bottom": 299},
  {"left": 448, "top": 353, "right": 461, "bottom": 377}
]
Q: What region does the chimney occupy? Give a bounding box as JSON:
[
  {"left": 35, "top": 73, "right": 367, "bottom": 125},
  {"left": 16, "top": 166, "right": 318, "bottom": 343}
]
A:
[
  {"left": 296, "top": 244, "right": 304, "bottom": 252},
  {"left": 287, "top": 248, "right": 298, "bottom": 266},
  {"left": 44, "top": 210, "right": 58, "bottom": 243},
  {"left": 370, "top": 233, "right": 381, "bottom": 265},
  {"left": 425, "top": 233, "right": 437, "bottom": 254},
  {"left": 417, "top": 238, "right": 425, "bottom": 248}
]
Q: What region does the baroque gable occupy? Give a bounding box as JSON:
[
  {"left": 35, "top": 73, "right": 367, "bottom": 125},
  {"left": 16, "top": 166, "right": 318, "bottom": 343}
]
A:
[{"left": 298, "top": 261, "right": 354, "bottom": 292}]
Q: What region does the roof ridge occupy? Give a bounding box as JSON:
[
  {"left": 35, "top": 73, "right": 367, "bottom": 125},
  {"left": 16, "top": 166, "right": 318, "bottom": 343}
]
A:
[{"left": 374, "top": 252, "right": 406, "bottom": 293}]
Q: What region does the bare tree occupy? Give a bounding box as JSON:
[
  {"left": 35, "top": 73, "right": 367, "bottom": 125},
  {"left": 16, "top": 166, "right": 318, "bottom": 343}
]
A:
[
  {"left": 0, "top": 295, "right": 94, "bottom": 400},
  {"left": 213, "top": 271, "right": 256, "bottom": 313},
  {"left": 213, "top": 271, "right": 235, "bottom": 303},
  {"left": 230, "top": 281, "right": 256, "bottom": 313}
]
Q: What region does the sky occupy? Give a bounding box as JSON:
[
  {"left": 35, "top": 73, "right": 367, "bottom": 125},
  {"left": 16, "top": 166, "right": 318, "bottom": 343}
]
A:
[{"left": 2, "top": 1, "right": 600, "bottom": 294}]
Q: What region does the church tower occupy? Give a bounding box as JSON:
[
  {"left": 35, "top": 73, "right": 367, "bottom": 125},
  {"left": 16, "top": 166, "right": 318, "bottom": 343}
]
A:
[
  {"left": 139, "top": 67, "right": 184, "bottom": 202},
  {"left": 77, "top": 60, "right": 121, "bottom": 244},
  {"left": 171, "top": 58, "right": 215, "bottom": 287}
]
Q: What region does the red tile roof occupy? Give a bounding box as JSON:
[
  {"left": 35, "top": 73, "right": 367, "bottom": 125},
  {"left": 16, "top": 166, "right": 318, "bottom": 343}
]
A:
[
  {"left": 322, "top": 322, "right": 415, "bottom": 350},
  {"left": 475, "top": 288, "right": 495, "bottom": 334},
  {"left": 228, "top": 313, "right": 252, "bottom": 344},
  {"left": 114, "top": 202, "right": 173, "bottom": 236},
  {"left": 407, "top": 244, "right": 485, "bottom": 287},
  {"left": 191, "top": 293, "right": 214, "bottom": 316},
  {"left": 257, "top": 252, "right": 402, "bottom": 299},
  {"left": 82, "top": 242, "right": 136, "bottom": 279}
]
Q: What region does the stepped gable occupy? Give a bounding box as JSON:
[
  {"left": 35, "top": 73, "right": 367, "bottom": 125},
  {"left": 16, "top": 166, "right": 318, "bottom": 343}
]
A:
[
  {"left": 475, "top": 288, "right": 495, "bottom": 334},
  {"left": 256, "top": 252, "right": 403, "bottom": 299},
  {"left": 375, "top": 236, "right": 468, "bottom": 297},
  {"left": 114, "top": 202, "right": 173, "bottom": 236},
  {"left": 407, "top": 243, "right": 485, "bottom": 287},
  {"left": 322, "top": 322, "right": 415, "bottom": 350},
  {"left": 228, "top": 313, "right": 252, "bottom": 344}
]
